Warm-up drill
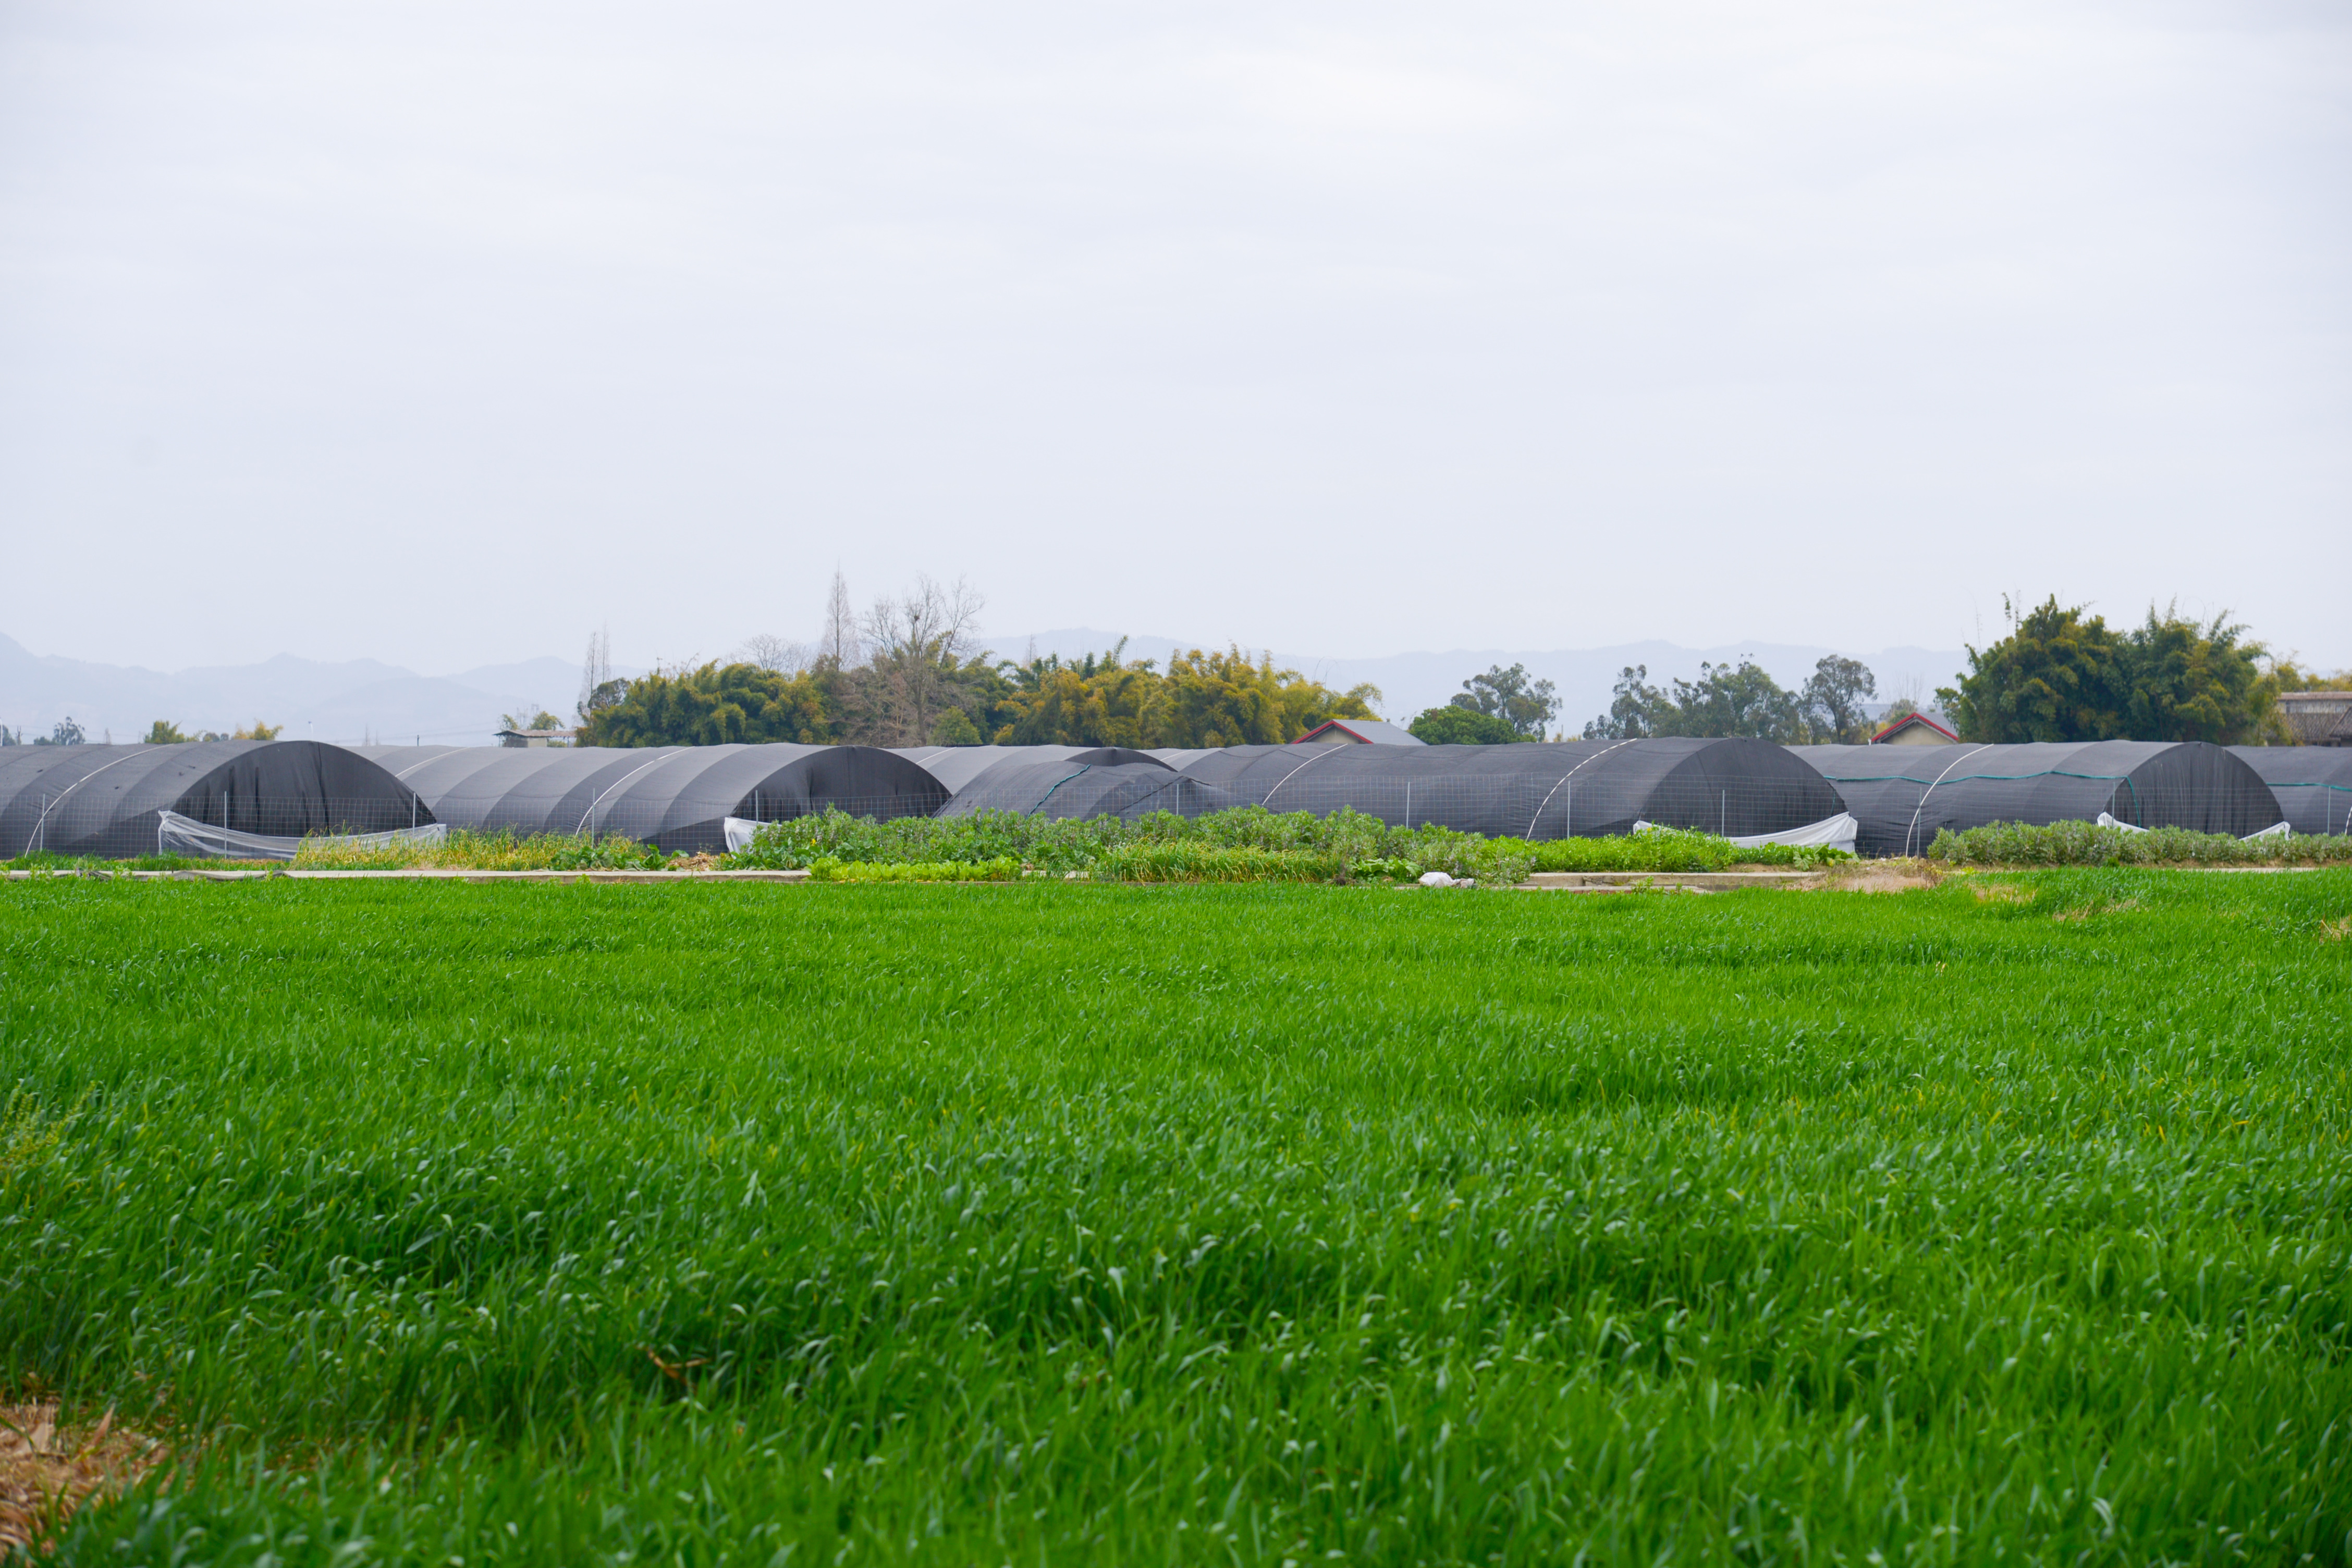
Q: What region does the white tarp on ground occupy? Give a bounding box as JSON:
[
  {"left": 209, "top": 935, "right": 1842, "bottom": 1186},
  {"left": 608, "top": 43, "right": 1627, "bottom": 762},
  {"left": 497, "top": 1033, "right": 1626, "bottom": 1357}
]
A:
[
  {"left": 157, "top": 810, "right": 447, "bottom": 862},
  {"left": 1633, "top": 812, "right": 1859, "bottom": 854},
  {"left": 723, "top": 817, "right": 767, "bottom": 853}
]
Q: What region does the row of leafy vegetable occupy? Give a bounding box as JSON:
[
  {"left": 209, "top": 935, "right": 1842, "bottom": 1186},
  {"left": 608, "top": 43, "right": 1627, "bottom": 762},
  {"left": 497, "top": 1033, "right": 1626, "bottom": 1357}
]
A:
[
  {"left": 731, "top": 806, "right": 1846, "bottom": 885},
  {"left": 16, "top": 808, "right": 2348, "bottom": 880}
]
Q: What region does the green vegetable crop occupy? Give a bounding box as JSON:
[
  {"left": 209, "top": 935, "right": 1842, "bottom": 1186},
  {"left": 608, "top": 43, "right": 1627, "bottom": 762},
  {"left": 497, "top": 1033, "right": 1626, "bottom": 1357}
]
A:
[{"left": 1929, "top": 819, "right": 2352, "bottom": 867}]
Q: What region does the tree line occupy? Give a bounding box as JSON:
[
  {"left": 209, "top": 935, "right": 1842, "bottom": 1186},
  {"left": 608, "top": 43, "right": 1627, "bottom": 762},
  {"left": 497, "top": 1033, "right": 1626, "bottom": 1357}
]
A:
[
  {"left": 1577, "top": 655, "right": 1883, "bottom": 744},
  {"left": 143, "top": 719, "right": 284, "bottom": 744},
  {"left": 0, "top": 718, "right": 283, "bottom": 746},
  {"left": 1932, "top": 596, "right": 2330, "bottom": 745},
  {"left": 1567, "top": 598, "right": 2337, "bottom": 747},
  {"left": 0, "top": 720, "right": 87, "bottom": 746},
  {"left": 1406, "top": 664, "right": 1566, "bottom": 743},
  {"left": 577, "top": 574, "right": 1382, "bottom": 749},
  {"left": 575, "top": 582, "right": 2341, "bottom": 751},
  {"left": 1385, "top": 655, "right": 1882, "bottom": 745}
]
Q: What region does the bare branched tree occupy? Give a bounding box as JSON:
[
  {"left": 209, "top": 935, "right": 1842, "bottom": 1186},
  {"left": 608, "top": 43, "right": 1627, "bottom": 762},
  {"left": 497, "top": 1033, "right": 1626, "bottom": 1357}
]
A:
[
  {"left": 733, "top": 633, "right": 809, "bottom": 677},
  {"left": 575, "top": 627, "right": 614, "bottom": 723},
  {"left": 861, "top": 574, "right": 987, "bottom": 744},
  {"left": 1882, "top": 673, "right": 1938, "bottom": 726},
  {"left": 820, "top": 568, "right": 861, "bottom": 670}
]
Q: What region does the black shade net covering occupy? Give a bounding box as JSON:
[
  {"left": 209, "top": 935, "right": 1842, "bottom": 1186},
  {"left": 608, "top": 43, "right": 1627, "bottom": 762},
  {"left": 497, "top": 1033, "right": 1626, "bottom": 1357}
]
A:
[
  {"left": 2226, "top": 746, "right": 2352, "bottom": 837},
  {"left": 1168, "top": 738, "right": 1845, "bottom": 840},
  {"left": 1791, "top": 741, "right": 2285, "bottom": 856},
  {"left": 1144, "top": 748, "right": 1232, "bottom": 773},
  {"left": 353, "top": 744, "right": 947, "bottom": 853},
  {"left": 0, "top": 741, "right": 434, "bottom": 859},
  {"left": 887, "top": 745, "right": 1096, "bottom": 795},
  {"left": 939, "top": 750, "right": 1231, "bottom": 822}
]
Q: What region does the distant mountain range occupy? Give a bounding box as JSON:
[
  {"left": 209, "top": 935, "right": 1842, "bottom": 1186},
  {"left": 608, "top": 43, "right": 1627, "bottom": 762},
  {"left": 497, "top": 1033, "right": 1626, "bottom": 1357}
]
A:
[
  {"left": 1, "top": 628, "right": 1966, "bottom": 747},
  {"left": 0, "top": 633, "right": 618, "bottom": 747}
]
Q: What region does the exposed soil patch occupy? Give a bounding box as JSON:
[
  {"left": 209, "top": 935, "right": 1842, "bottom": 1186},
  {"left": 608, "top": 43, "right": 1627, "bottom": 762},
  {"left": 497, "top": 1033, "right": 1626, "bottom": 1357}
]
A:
[{"left": 1, "top": 1402, "right": 165, "bottom": 1553}]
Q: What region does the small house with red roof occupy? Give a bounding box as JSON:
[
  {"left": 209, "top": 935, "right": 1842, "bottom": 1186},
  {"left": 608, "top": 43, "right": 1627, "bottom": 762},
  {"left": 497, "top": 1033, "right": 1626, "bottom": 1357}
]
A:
[{"left": 1870, "top": 710, "right": 1958, "bottom": 746}]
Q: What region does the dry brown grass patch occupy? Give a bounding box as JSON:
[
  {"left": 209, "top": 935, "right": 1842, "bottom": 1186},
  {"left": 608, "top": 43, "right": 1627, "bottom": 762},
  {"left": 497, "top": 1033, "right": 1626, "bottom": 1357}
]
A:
[
  {"left": 1822, "top": 859, "right": 1943, "bottom": 895},
  {"left": 2053, "top": 897, "right": 2141, "bottom": 922},
  {"left": 1968, "top": 880, "right": 2037, "bottom": 906},
  {"left": 2322, "top": 915, "right": 2352, "bottom": 943},
  {"left": 1, "top": 1402, "right": 166, "bottom": 1554}
]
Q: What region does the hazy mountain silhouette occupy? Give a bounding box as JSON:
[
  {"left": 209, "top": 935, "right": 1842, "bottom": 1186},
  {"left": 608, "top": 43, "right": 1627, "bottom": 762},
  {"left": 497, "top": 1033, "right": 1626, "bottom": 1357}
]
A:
[{"left": 0, "top": 633, "right": 621, "bottom": 746}]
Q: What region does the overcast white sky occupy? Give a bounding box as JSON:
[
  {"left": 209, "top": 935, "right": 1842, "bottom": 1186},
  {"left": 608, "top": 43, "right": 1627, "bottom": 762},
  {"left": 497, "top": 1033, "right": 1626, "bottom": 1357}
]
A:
[{"left": 3, "top": 0, "right": 2347, "bottom": 677}]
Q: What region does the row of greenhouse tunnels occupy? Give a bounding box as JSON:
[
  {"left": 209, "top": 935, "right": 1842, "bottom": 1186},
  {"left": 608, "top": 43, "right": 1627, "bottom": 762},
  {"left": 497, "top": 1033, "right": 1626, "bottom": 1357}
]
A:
[{"left": 3, "top": 731, "right": 2347, "bottom": 861}]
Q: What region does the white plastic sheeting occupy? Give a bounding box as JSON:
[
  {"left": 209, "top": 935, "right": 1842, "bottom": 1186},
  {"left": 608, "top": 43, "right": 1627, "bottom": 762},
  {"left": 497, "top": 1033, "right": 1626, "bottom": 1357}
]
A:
[
  {"left": 158, "top": 810, "right": 447, "bottom": 862},
  {"left": 722, "top": 817, "right": 766, "bottom": 853},
  {"left": 1632, "top": 812, "right": 1859, "bottom": 854}
]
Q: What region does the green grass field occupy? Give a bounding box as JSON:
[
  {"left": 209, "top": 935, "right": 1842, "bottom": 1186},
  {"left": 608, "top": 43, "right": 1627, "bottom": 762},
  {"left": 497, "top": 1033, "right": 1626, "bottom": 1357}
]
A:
[{"left": 4, "top": 874, "right": 2350, "bottom": 1565}]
